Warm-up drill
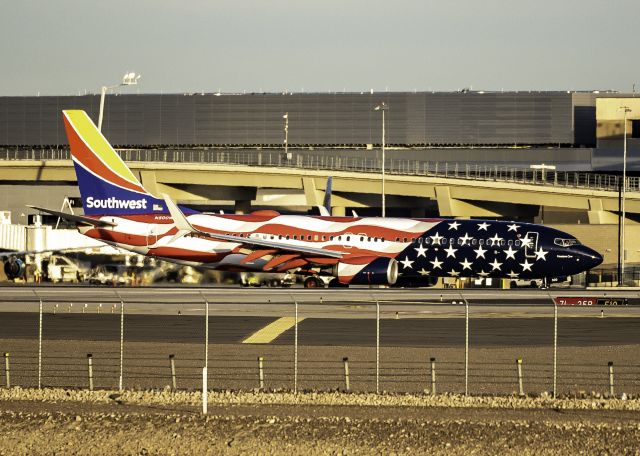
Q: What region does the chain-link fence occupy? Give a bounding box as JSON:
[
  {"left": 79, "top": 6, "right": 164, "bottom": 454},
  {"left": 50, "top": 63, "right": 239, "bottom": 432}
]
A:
[{"left": 1, "top": 293, "right": 638, "bottom": 398}]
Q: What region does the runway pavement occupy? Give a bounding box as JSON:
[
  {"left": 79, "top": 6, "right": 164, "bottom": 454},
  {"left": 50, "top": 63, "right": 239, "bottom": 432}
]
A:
[
  {"left": 1, "top": 285, "right": 639, "bottom": 319},
  {"left": 0, "top": 313, "right": 634, "bottom": 347}
]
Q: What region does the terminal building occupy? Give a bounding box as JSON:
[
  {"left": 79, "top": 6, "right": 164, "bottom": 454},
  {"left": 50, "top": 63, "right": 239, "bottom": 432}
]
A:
[{"left": 1, "top": 91, "right": 638, "bottom": 168}]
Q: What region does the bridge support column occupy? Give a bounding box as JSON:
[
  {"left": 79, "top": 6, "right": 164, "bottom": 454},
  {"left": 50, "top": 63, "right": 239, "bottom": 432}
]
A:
[
  {"left": 234, "top": 200, "right": 251, "bottom": 214},
  {"left": 302, "top": 177, "right": 324, "bottom": 209},
  {"left": 435, "top": 186, "right": 501, "bottom": 218},
  {"left": 588, "top": 199, "right": 618, "bottom": 224},
  {"left": 139, "top": 171, "right": 161, "bottom": 195}
]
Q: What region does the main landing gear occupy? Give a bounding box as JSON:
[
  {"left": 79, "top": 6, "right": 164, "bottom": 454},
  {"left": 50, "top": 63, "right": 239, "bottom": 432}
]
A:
[
  {"left": 303, "top": 276, "right": 324, "bottom": 288},
  {"left": 303, "top": 276, "right": 349, "bottom": 289}
]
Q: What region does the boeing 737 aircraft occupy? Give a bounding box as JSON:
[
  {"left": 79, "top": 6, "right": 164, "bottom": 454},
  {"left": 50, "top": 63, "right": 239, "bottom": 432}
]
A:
[{"left": 30, "top": 110, "right": 603, "bottom": 288}]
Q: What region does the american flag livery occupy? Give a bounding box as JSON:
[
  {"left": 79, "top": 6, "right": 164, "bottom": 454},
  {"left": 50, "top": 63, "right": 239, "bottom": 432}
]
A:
[
  {"left": 32, "top": 110, "right": 602, "bottom": 288},
  {"left": 393, "top": 220, "right": 602, "bottom": 283}
]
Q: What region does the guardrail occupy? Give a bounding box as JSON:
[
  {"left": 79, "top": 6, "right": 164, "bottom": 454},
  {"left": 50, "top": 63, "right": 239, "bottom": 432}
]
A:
[
  {"left": 1, "top": 294, "right": 638, "bottom": 397},
  {"left": 1, "top": 147, "right": 637, "bottom": 193}
]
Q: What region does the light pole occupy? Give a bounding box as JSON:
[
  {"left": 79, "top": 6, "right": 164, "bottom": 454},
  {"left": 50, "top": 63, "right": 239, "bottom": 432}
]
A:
[
  {"left": 620, "top": 106, "right": 632, "bottom": 285},
  {"left": 374, "top": 102, "right": 389, "bottom": 217},
  {"left": 98, "top": 72, "right": 141, "bottom": 131},
  {"left": 283, "top": 113, "right": 291, "bottom": 161}
]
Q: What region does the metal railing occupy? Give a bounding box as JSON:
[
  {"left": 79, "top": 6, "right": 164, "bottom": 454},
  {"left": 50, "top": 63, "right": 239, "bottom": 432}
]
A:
[
  {"left": 588, "top": 266, "right": 640, "bottom": 287},
  {"left": 1, "top": 147, "right": 637, "bottom": 193}
]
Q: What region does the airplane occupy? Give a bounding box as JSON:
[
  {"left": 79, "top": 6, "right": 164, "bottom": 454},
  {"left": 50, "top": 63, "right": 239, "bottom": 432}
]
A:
[{"left": 29, "top": 110, "right": 603, "bottom": 288}]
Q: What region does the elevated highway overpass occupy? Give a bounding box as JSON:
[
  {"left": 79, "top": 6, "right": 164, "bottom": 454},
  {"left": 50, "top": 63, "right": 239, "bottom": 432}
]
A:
[{"left": 0, "top": 149, "right": 638, "bottom": 222}]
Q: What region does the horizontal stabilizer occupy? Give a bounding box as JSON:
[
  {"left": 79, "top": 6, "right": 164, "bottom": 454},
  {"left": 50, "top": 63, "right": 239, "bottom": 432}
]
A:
[{"left": 27, "top": 205, "right": 117, "bottom": 227}]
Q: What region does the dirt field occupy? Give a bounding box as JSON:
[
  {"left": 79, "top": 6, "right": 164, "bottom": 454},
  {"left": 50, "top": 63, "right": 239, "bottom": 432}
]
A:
[{"left": 1, "top": 389, "right": 639, "bottom": 455}]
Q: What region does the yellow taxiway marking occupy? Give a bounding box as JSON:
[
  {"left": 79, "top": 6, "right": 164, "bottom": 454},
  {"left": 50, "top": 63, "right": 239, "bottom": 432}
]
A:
[{"left": 242, "top": 317, "right": 305, "bottom": 344}]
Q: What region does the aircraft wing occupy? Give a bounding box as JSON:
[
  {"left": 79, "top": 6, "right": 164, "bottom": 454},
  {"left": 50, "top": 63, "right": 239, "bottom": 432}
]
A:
[
  {"left": 27, "top": 205, "right": 117, "bottom": 227},
  {"left": 162, "top": 195, "right": 343, "bottom": 259}
]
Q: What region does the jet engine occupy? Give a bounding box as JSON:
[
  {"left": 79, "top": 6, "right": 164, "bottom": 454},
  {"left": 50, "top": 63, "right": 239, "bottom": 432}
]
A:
[
  {"left": 3, "top": 256, "right": 26, "bottom": 280},
  {"left": 334, "top": 257, "right": 399, "bottom": 286}
]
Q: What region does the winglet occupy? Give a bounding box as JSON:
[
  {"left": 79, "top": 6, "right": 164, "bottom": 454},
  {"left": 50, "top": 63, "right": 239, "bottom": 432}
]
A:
[{"left": 161, "top": 194, "right": 195, "bottom": 243}]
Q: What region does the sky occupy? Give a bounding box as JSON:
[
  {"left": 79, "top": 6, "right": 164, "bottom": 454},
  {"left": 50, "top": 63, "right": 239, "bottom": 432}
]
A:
[{"left": 1, "top": 0, "right": 639, "bottom": 96}]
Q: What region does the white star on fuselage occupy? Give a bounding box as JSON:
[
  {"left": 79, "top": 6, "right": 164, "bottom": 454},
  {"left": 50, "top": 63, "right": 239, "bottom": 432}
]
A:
[
  {"left": 503, "top": 246, "right": 518, "bottom": 260},
  {"left": 400, "top": 257, "right": 414, "bottom": 269},
  {"left": 477, "top": 222, "right": 490, "bottom": 231},
  {"left": 488, "top": 233, "right": 503, "bottom": 247},
  {"left": 489, "top": 259, "right": 503, "bottom": 271},
  {"left": 447, "top": 269, "right": 460, "bottom": 277},
  {"left": 444, "top": 245, "right": 458, "bottom": 258},
  {"left": 534, "top": 248, "right": 548, "bottom": 261},
  {"left": 460, "top": 258, "right": 473, "bottom": 270},
  {"left": 507, "top": 270, "right": 519, "bottom": 278},
  {"left": 430, "top": 232, "right": 443, "bottom": 245},
  {"left": 418, "top": 268, "right": 430, "bottom": 276},
  {"left": 507, "top": 224, "right": 520, "bottom": 232},
  {"left": 474, "top": 245, "right": 488, "bottom": 259},
  {"left": 520, "top": 259, "right": 534, "bottom": 271},
  {"left": 414, "top": 243, "right": 428, "bottom": 257},
  {"left": 459, "top": 233, "right": 473, "bottom": 245},
  {"left": 430, "top": 257, "right": 443, "bottom": 269},
  {"left": 477, "top": 270, "right": 490, "bottom": 277},
  {"left": 520, "top": 237, "right": 533, "bottom": 249},
  {"left": 448, "top": 221, "right": 461, "bottom": 230}
]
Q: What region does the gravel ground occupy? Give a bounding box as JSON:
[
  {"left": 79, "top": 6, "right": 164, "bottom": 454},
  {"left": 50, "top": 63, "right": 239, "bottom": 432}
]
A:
[{"left": 1, "top": 388, "right": 640, "bottom": 455}]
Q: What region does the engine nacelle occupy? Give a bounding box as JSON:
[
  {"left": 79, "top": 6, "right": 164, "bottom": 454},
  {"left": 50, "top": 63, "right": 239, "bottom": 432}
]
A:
[
  {"left": 3, "top": 257, "right": 25, "bottom": 280},
  {"left": 335, "top": 257, "right": 398, "bottom": 286}
]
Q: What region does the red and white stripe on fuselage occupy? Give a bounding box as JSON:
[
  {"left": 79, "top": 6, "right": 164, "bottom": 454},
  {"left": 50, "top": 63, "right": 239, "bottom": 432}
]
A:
[{"left": 79, "top": 213, "right": 441, "bottom": 274}]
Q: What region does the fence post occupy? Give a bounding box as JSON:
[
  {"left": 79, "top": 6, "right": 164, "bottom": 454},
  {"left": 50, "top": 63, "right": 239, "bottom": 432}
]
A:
[
  {"left": 4, "top": 353, "right": 10, "bottom": 388},
  {"left": 200, "top": 292, "right": 209, "bottom": 370},
  {"left": 258, "top": 356, "right": 265, "bottom": 390},
  {"left": 463, "top": 296, "right": 469, "bottom": 396},
  {"left": 553, "top": 299, "right": 558, "bottom": 399},
  {"left": 376, "top": 298, "right": 380, "bottom": 394},
  {"left": 169, "top": 355, "right": 177, "bottom": 390},
  {"left": 35, "top": 293, "right": 43, "bottom": 390},
  {"left": 119, "top": 297, "right": 124, "bottom": 391},
  {"left": 343, "top": 357, "right": 350, "bottom": 391},
  {"left": 87, "top": 354, "right": 94, "bottom": 391},
  {"left": 516, "top": 358, "right": 524, "bottom": 396},
  {"left": 430, "top": 357, "right": 436, "bottom": 395},
  {"left": 198, "top": 291, "right": 210, "bottom": 414},
  {"left": 202, "top": 367, "right": 208, "bottom": 415},
  {"left": 608, "top": 362, "right": 615, "bottom": 397},
  {"left": 294, "top": 299, "right": 299, "bottom": 394}
]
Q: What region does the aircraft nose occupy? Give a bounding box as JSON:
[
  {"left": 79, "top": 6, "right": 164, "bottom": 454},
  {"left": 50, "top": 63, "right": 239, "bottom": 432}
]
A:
[{"left": 578, "top": 246, "right": 603, "bottom": 270}]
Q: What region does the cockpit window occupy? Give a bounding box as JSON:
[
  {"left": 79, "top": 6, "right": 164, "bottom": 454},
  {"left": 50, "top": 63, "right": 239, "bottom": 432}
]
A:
[{"left": 554, "top": 238, "right": 580, "bottom": 247}]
